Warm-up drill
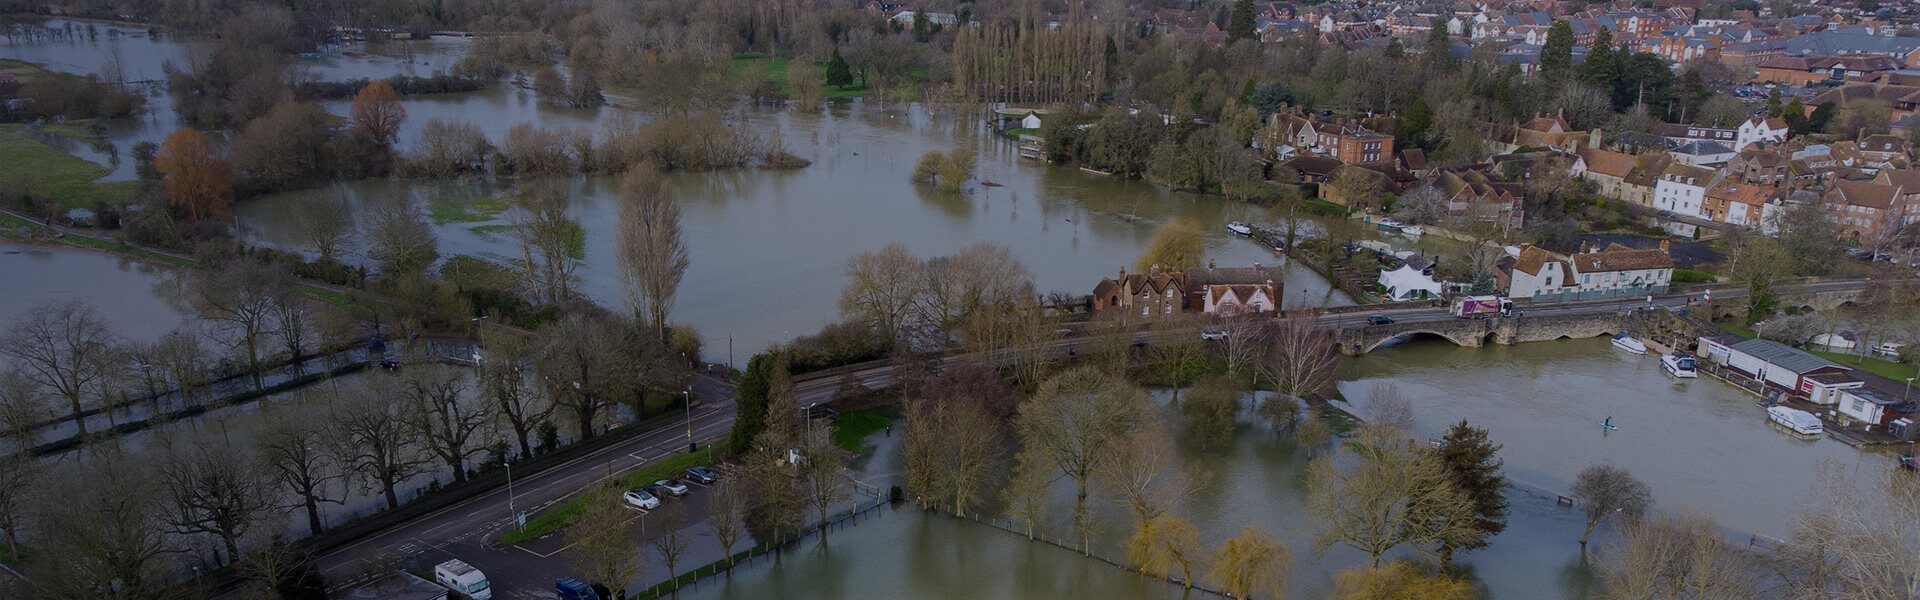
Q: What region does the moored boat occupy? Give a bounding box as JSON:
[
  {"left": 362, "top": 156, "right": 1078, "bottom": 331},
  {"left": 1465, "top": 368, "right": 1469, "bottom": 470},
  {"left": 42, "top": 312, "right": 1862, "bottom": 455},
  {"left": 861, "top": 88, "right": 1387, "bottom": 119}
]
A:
[
  {"left": 1226, "top": 221, "right": 1252, "bottom": 236},
  {"left": 1661, "top": 352, "right": 1698, "bottom": 378},
  {"left": 1611, "top": 333, "right": 1648, "bottom": 355},
  {"left": 1399, "top": 225, "right": 1424, "bottom": 236},
  {"left": 1376, "top": 217, "right": 1405, "bottom": 232},
  {"left": 1766, "top": 406, "right": 1824, "bottom": 436}
]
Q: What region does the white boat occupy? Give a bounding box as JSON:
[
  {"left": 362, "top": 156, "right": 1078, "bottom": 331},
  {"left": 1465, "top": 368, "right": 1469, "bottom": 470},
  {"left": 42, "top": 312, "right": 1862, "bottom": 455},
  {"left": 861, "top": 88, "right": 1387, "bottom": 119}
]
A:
[
  {"left": 1226, "top": 221, "right": 1252, "bottom": 236},
  {"left": 1661, "top": 353, "right": 1697, "bottom": 378},
  {"left": 1399, "top": 225, "right": 1424, "bottom": 236},
  {"left": 1767, "top": 406, "right": 1824, "bottom": 436},
  {"left": 1611, "top": 333, "right": 1648, "bottom": 355},
  {"left": 1376, "top": 217, "right": 1405, "bottom": 232}
]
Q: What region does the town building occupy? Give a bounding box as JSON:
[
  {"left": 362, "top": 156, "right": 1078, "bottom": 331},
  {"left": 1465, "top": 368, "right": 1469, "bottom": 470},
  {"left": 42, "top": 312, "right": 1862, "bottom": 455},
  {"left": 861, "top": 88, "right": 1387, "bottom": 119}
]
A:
[
  {"left": 1091, "top": 264, "right": 1284, "bottom": 320},
  {"left": 1836, "top": 387, "right": 1919, "bottom": 430},
  {"left": 1735, "top": 116, "right": 1790, "bottom": 151},
  {"left": 1507, "top": 242, "right": 1675, "bottom": 302},
  {"left": 1704, "top": 179, "right": 1783, "bottom": 232},
  {"left": 1823, "top": 179, "right": 1903, "bottom": 245},
  {"left": 1572, "top": 148, "right": 1669, "bottom": 207},
  {"left": 1696, "top": 336, "right": 1856, "bottom": 401},
  {"left": 1653, "top": 162, "right": 1716, "bottom": 218},
  {"left": 1377, "top": 255, "right": 1442, "bottom": 302}
]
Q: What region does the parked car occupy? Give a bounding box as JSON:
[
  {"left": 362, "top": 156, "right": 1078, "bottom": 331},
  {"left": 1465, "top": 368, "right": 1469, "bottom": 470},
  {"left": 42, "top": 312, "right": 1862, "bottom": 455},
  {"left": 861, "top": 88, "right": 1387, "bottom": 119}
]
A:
[
  {"left": 1367, "top": 314, "right": 1394, "bottom": 325},
  {"left": 685, "top": 466, "right": 719, "bottom": 484},
  {"left": 622, "top": 488, "right": 660, "bottom": 509},
  {"left": 555, "top": 578, "right": 600, "bottom": 600},
  {"left": 1200, "top": 328, "right": 1227, "bottom": 341},
  {"left": 1131, "top": 337, "right": 1150, "bottom": 347},
  {"left": 653, "top": 479, "right": 690, "bottom": 497}
]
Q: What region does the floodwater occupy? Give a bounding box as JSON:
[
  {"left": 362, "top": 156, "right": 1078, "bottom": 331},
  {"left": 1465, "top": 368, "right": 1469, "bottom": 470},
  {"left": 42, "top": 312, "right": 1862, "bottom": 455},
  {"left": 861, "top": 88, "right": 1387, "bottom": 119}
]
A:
[
  {"left": 677, "top": 337, "right": 1904, "bottom": 598},
  {"left": 0, "top": 242, "right": 187, "bottom": 343},
  {"left": 235, "top": 103, "right": 1355, "bottom": 361},
  {"left": 2, "top": 19, "right": 470, "bottom": 181}
]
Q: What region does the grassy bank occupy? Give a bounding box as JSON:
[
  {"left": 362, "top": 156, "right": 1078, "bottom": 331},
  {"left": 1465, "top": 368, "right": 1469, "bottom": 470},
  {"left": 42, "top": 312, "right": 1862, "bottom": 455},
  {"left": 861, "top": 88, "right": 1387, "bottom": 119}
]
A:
[
  {"left": 0, "top": 124, "right": 140, "bottom": 209},
  {"left": 830, "top": 409, "right": 893, "bottom": 454},
  {"left": 498, "top": 441, "right": 734, "bottom": 546},
  {"left": 1810, "top": 349, "right": 1917, "bottom": 382}
]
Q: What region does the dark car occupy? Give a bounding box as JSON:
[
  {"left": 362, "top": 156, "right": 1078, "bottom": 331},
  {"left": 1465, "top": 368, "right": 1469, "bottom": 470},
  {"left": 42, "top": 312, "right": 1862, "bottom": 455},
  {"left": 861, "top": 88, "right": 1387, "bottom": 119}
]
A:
[
  {"left": 1131, "top": 337, "right": 1150, "bottom": 348},
  {"left": 1367, "top": 315, "right": 1394, "bottom": 325},
  {"left": 685, "top": 466, "right": 719, "bottom": 484}
]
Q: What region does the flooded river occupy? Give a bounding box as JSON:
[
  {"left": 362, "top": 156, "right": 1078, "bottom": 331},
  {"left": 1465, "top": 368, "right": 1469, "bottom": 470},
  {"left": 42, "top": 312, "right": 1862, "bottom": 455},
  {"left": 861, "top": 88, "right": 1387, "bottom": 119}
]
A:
[
  {"left": 235, "top": 103, "right": 1357, "bottom": 360},
  {"left": 677, "top": 336, "right": 1902, "bottom": 599},
  {"left": 0, "top": 242, "right": 187, "bottom": 343}
]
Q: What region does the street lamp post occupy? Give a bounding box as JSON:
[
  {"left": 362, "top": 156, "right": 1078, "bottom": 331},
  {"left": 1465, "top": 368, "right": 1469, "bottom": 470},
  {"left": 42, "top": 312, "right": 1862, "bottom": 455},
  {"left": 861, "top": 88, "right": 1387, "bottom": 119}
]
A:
[
  {"left": 1905, "top": 377, "right": 1915, "bottom": 402},
  {"left": 505, "top": 460, "right": 519, "bottom": 531},
  {"left": 685, "top": 386, "right": 694, "bottom": 453}
]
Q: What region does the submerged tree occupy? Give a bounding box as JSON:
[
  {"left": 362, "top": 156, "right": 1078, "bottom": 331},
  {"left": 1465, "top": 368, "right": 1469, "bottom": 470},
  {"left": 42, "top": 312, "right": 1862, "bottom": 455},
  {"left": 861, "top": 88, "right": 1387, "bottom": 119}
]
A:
[
  {"left": 1570, "top": 463, "right": 1653, "bottom": 552},
  {"left": 616, "top": 165, "right": 690, "bottom": 341}
]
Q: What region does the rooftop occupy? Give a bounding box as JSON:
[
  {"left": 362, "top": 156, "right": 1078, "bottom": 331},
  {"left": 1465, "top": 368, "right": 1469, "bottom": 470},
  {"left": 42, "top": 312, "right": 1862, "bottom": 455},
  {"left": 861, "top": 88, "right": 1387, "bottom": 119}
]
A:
[{"left": 1729, "top": 338, "right": 1846, "bottom": 375}]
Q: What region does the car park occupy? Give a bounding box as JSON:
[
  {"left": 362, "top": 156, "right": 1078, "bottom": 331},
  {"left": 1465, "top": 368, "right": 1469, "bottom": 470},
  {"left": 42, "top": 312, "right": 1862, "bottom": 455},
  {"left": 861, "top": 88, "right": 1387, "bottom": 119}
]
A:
[
  {"left": 653, "top": 479, "right": 690, "bottom": 497},
  {"left": 622, "top": 488, "right": 660, "bottom": 509},
  {"left": 685, "top": 466, "right": 719, "bottom": 484}
]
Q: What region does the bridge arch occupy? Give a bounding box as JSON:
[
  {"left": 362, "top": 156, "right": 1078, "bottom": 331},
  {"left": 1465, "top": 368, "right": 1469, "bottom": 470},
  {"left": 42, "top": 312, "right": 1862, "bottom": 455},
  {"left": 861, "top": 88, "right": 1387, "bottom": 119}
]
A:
[{"left": 1359, "top": 327, "right": 1487, "bottom": 354}]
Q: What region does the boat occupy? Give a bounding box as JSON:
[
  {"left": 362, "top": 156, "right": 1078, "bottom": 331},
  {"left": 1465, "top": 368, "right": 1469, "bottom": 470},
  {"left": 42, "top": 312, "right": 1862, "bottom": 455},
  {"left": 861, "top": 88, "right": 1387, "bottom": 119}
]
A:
[
  {"left": 1376, "top": 217, "right": 1405, "bottom": 232},
  {"left": 1399, "top": 225, "right": 1424, "bottom": 236},
  {"left": 1766, "top": 406, "right": 1824, "bottom": 436},
  {"left": 1226, "top": 221, "right": 1252, "bottom": 236},
  {"left": 1611, "top": 333, "right": 1648, "bottom": 355},
  {"left": 1661, "top": 353, "right": 1698, "bottom": 378}
]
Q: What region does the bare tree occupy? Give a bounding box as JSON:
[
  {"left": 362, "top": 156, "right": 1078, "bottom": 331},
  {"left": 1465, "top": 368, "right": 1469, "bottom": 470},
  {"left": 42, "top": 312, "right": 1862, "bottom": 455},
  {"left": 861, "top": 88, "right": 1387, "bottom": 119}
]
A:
[
  {"left": 1179, "top": 376, "right": 1243, "bottom": 448},
  {"left": 188, "top": 257, "right": 286, "bottom": 390},
  {"left": 569, "top": 485, "right": 642, "bottom": 599},
  {"left": 1305, "top": 425, "right": 1479, "bottom": 568},
  {"left": 513, "top": 181, "right": 583, "bottom": 306},
  {"left": 1262, "top": 309, "right": 1341, "bottom": 403},
  {"left": 1210, "top": 526, "right": 1293, "bottom": 600},
  {"left": 1129, "top": 514, "right": 1205, "bottom": 589},
  {"left": 271, "top": 288, "right": 313, "bottom": 375},
  {"left": 1, "top": 301, "right": 119, "bottom": 439},
  {"left": 326, "top": 378, "right": 433, "bottom": 509},
  {"left": 155, "top": 434, "right": 280, "bottom": 565},
  {"left": 1096, "top": 423, "right": 1204, "bottom": 526},
  {"left": 1570, "top": 463, "right": 1654, "bottom": 552},
  {"left": 1001, "top": 448, "right": 1052, "bottom": 540},
  {"left": 1216, "top": 313, "right": 1270, "bottom": 375},
  {"left": 645, "top": 500, "right": 691, "bottom": 587},
  {"left": 1772, "top": 461, "right": 1920, "bottom": 599},
  {"left": 28, "top": 451, "right": 174, "bottom": 599},
  {"left": 617, "top": 164, "right": 690, "bottom": 341},
  {"left": 1600, "top": 511, "right": 1764, "bottom": 599},
  {"left": 150, "top": 328, "right": 212, "bottom": 409},
  {"left": 535, "top": 313, "right": 624, "bottom": 440},
  {"left": 798, "top": 427, "right": 849, "bottom": 544},
  {"left": 479, "top": 329, "right": 552, "bottom": 460},
  {"left": 1295, "top": 408, "right": 1335, "bottom": 456},
  {"left": 1015, "top": 366, "right": 1152, "bottom": 553},
  {"left": 257, "top": 401, "right": 341, "bottom": 537},
  {"left": 839, "top": 244, "right": 924, "bottom": 343},
  {"left": 1364, "top": 383, "right": 1419, "bottom": 434},
  {"left": 903, "top": 395, "right": 1003, "bottom": 517},
  {"left": 403, "top": 366, "right": 492, "bottom": 483},
  {"left": 295, "top": 190, "right": 355, "bottom": 261},
  {"left": 1148, "top": 318, "right": 1206, "bottom": 401},
  {"left": 365, "top": 189, "right": 439, "bottom": 278},
  {"left": 708, "top": 477, "right": 747, "bottom": 566}
]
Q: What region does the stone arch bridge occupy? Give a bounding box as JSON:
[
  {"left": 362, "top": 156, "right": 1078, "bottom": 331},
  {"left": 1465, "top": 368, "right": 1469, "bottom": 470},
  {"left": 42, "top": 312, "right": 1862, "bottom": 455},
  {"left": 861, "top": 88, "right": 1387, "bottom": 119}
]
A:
[{"left": 1335, "top": 312, "right": 1628, "bottom": 355}]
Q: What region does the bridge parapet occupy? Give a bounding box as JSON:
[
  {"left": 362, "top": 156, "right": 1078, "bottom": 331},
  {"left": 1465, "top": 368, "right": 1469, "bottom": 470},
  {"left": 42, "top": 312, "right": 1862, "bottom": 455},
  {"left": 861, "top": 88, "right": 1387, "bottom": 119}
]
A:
[{"left": 1335, "top": 312, "right": 1627, "bottom": 355}]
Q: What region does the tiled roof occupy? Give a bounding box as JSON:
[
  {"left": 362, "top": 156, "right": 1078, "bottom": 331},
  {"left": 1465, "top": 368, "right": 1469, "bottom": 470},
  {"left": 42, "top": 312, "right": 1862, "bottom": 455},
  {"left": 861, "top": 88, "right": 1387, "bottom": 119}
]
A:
[
  {"left": 1578, "top": 147, "right": 1639, "bottom": 179},
  {"left": 1706, "top": 181, "right": 1777, "bottom": 207},
  {"left": 1828, "top": 179, "right": 1899, "bottom": 210},
  {"left": 1513, "top": 245, "right": 1558, "bottom": 277},
  {"left": 1571, "top": 247, "right": 1673, "bottom": 273}
]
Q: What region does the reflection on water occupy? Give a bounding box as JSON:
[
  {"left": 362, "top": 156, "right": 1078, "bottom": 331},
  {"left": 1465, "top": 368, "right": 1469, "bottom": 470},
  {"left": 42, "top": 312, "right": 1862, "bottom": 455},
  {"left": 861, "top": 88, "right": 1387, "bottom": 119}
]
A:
[
  {"left": 0, "top": 243, "right": 187, "bottom": 344},
  {"left": 238, "top": 104, "right": 1357, "bottom": 360},
  {"left": 681, "top": 338, "right": 1899, "bottom": 598}
]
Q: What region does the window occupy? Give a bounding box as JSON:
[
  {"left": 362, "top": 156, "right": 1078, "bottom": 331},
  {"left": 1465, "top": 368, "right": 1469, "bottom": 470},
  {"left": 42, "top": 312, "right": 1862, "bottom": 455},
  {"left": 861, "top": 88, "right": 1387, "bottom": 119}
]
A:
[
  {"left": 1849, "top": 398, "right": 1868, "bottom": 413},
  {"left": 1163, "top": 305, "right": 1172, "bottom": 315},
  {"left": 1166, "top": 290, "right": 1175, "bottom": 298},
  {"left": 1142, "top": 305, "right": 1150, "bottom": 316}
]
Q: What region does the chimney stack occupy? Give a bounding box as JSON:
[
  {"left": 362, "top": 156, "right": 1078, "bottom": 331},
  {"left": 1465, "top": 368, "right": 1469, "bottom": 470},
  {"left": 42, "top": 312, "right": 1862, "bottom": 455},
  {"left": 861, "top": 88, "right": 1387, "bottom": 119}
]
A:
[{"left": 1659, "top": 239, "right": 1672, "bottom": 253}]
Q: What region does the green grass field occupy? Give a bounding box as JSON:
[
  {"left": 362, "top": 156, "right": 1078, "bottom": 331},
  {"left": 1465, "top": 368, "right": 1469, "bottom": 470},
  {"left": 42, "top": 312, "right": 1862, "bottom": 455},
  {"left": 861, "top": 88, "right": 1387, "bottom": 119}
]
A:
[
  {"left": 0, "top": 124, "right": 139, "bottom": 209},
  {"left": 830, "top": 409, "right": 893, "bottom": 454},
  {"left": 729, "top": 52, "right": 871, "bottom": 100},
  {"left": 1811, "top": 349, "right": 1917, "bottom": 382}
]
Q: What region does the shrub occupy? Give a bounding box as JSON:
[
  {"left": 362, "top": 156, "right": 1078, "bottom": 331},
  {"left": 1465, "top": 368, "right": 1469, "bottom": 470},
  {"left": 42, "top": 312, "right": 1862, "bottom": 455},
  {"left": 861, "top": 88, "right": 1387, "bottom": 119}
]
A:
[{"left": 1671, "top": 268, "right": 1714, "bottom": 284}]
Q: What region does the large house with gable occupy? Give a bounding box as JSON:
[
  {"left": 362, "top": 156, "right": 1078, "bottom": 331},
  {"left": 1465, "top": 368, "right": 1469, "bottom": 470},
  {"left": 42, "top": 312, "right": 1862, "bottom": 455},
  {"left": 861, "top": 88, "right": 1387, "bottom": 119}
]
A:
[{"left": 1508, "top": 242, "right": 1676, "bottom": 302}]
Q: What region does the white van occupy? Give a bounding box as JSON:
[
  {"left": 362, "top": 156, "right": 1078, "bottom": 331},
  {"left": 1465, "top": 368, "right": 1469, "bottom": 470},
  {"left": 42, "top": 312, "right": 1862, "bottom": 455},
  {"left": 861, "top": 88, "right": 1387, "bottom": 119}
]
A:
[
  {"left": 433, "top": 559, "right": 493, "bottom": 600},
  {"left": 1875, "top": 342, "right": 1906, "bottom": 358}
]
